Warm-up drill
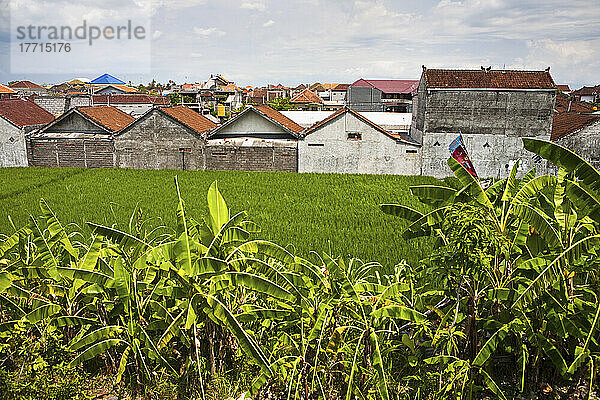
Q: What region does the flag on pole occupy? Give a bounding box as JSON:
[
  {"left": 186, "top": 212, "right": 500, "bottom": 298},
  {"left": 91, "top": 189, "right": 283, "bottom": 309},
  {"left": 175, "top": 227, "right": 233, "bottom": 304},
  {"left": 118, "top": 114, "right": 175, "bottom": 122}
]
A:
[{"left": 449, "top": 135, "right": 478, "bottom": 177}]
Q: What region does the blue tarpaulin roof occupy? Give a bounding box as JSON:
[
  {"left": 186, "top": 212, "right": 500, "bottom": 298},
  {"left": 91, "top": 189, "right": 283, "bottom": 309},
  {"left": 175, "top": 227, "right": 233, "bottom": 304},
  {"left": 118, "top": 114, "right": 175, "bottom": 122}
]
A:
[{"left": 89, "top": 74, "right": 126, "bottom": 85}]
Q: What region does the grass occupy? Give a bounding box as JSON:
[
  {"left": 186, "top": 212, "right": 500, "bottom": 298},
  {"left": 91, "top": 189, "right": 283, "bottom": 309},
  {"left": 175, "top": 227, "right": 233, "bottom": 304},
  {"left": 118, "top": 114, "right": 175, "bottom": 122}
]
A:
[{"left": 0, "top": 168, "right": 443, "bottom": 267}]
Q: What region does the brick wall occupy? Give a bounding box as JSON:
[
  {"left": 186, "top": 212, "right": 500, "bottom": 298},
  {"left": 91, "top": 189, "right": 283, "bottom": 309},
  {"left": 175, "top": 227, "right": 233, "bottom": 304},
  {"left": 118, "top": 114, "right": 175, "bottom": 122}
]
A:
[
  {"left": 206, "top": 141, "right": 297, "bottom": 172},
  {"left": 28, "top": 137, "right": 115, "bottom": 168}
]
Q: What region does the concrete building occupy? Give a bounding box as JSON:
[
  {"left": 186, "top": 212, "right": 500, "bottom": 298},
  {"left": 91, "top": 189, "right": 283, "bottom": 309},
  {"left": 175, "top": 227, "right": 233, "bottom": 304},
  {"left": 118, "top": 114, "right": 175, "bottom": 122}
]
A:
[
  {"left": 92, "top": 94, "right": 170, "bottom": 117},
  {"left": 0, "top": 84, "right": 17, "bottom": 100},
  {"left": 9, "top": 80, "right": 48, "bottom": 96},
  {"left": 282, "top": 110, "right": 412, "bottom": 133},
  {"left": 552, "top": 113, "right": 600, "bottom": 170},
  {"left": 33, "top": 94, "right": 91, "bottom": 116},
  {"left": 347, "top": 79, "right": 419, "bottom": 113},
  {"left": 207, "top": 105, "right": 303, "bottom": 172},
  {"left": 412, "top": 67, "right": 557, "bottom": 178},
  {"left": 114, "top": 106, "right": 216, "bottom": 170},
  {"left": 0, "top": 99, "right": 54, "bottom": 167},
  {"left": 298, "top": 107, "right": 421, "bottom": 175},
  {"left": 28, "top": 106, "right": 134, "bottom": 168},
  {"left": 573, "top": 85, "right": 600, "bottom": 103}
]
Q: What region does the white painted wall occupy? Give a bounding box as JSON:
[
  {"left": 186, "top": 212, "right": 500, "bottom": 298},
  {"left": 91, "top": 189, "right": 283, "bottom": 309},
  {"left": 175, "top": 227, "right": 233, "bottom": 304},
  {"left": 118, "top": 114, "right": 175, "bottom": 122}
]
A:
[
  {"left": 0, "top": 117, "right": 28, "bottom": 167},
  {"left": 421, "top": 132, "right": 551, "bottom": 179},
  {"left": 298, "top": 112, "right": 421, "bottom": 175}
]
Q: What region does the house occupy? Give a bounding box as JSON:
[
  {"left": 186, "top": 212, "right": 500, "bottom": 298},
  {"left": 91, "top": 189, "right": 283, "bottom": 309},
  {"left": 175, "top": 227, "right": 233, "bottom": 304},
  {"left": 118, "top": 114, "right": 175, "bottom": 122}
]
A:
[
  {"left": 9, "top": 80, "right": 47, "bottom": 96},
  {"left": 28, "top": 106, "right": 134, "bottom": 168},
  {"left": 551, "top": 113, "right": 600, "bottom": 169},
  {"left": 94, "top": 85, "right": 139, "bottom": 95},
  {"left": 314, "top": 83, "right": 350, "bottom": 110},
  {"left": 282, "top": 110, "right": 412, "bottom": 133},
  {"left": 556, "top": 84, "right": 571, "bottom": 94},
  {"left": 290, "top": 89, "right": 324, "bottom": 111},
  {"left": 347, "top": 79, "right": 419, "bottom": 113},
  {"left": 0, "top": 99, "right": 54, "bottom": 167},
  {"left": 412, "top": 67, "right": 557, "bottom": 178},
  {"left": 92, "top": 94, "right": 170, "bottom": 117},
  {"left": 114, "top": 106, "right": 216, "bottom": 170},
  {"left": 572, "top": 85, "right": 600, "bottom": 103},
  {"left": 554, "top": 92, "right": 596, "bottom": 114},
  {"left": 298, "top": 107, "right": 421, "bottom": 175},
  {"left": 206, "top": 105, "right": 303, "bottom": 172},
  {"left": 0, "top": 84, "right": 17, "bottom": 99}
]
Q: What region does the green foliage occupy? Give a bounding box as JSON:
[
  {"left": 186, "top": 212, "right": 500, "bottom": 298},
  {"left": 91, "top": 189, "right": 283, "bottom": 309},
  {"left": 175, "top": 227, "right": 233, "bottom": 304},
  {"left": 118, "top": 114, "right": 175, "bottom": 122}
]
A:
[{"left": 267, "top": 97, "right": 296, "bottom": 111}]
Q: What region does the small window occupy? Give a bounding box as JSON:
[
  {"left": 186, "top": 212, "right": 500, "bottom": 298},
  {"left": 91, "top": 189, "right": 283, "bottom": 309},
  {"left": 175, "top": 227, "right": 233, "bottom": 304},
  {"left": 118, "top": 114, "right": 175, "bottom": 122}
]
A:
[
  {"left": 124, "top": 148, "right": 133, "bottom": 153},
  {"left": 347, "top": 132, "right": 362, "bottom": 140},
  {"left": 8, "top": 137, "right": 15, "bottom": 143},
  {"left": 307, "top": 143, "right": 324, "bottom": 147},
  {"left": 433, "top": 141, "right": 441, "bottom": 147},
  {"left": 406, "top": 149, "right": 418, "bottom": 154},
  {"left": 179, "top": 147, "right": 192, "bottom": 153}
]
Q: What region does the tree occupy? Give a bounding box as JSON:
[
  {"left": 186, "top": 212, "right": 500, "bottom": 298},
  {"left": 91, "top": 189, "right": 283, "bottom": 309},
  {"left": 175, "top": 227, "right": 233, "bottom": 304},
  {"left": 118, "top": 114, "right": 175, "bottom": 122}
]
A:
[{"left": 267, "top": 97, "right": 295, "bottom": 111}]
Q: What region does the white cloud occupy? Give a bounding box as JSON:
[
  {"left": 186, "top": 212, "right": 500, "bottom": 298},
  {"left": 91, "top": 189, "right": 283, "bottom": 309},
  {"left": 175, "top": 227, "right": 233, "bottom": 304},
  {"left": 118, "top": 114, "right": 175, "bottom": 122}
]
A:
[
  {"left": 263, "top": 20, "right": 275, "bottom": 27},
  {"left": 241, "top": 1, "right": 266, "bottom": 11},
  {"left": 193, "top": 27, "right": 226, "bottom": 37}
]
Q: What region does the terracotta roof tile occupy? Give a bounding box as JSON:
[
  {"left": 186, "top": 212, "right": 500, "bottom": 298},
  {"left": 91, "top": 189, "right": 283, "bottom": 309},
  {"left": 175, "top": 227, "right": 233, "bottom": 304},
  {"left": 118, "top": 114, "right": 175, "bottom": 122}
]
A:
[
  {"left": 332, "top": 83, "right": 350, "bottom": 91},
  {"left": 424, "top": 69, "right": 556, "bottom": 89},
  {"left": 0, "top": 99, "right": 54, "bottom": 127},
  {"left": 253, "top": 105, "right": 304, "bottom": 134},
  {"left": 551, "top": 112, "right": 600, "bottom": 141},
  {"left": 161, "top": 106, "right": 217, "bottom": 134},
  {"left": 554, "top": 93, "right": 596, "bottom": 114},
  {"left": 290, "top": 89, "right": 323, "bottom": 104},
  {"left": 9, "top": 80, "right": 44, "bottom": 89},
  {"left": 0, "top": 84, "right": 17, "bottom": 94},
  {"left": 92, "top": 94, "right": 169, "bottom": 105},
  {"left": 556, "top": 85, "right": 571, "bottom": 92},
  {"left": 77, "top": 106, "right": 135, "bottom": 132}
]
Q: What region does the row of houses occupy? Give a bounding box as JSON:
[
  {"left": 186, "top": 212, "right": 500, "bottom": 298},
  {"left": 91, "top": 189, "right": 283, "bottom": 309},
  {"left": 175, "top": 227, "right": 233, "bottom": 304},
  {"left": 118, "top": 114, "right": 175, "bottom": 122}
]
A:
[{"left": 1, "top": 67, "right": 598, "bottom": 176}]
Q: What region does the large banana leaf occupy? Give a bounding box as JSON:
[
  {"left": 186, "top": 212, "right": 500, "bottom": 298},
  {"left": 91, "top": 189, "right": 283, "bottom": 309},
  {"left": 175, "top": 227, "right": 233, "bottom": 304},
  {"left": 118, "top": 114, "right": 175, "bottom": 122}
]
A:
[
  {"left": 39, "top": 198, "right": 78, "bottom": 259},
  {"left": 25, "top": 303, "right": 61, "bottom": 323},
  {"left": 380, "top": 204, "right": 423, "bottom": 222},
  {"left": 566, "top": 181, "right": 600, "bottom": 223},
  {"left": 204, "top": 294, "right": 273, "bottom": 375},
  {"left": 410, "top": 185, "right": 457, "bottom": 205},
  {"left": 447, "top": 157, "right": 493, "bottom": 209},
  {"left": 70, "top": 326, "right": 124, "bottom": 351},
  {"left": 207, "top": 181, "right": 229, "bottom": 233},
  {"left": 511, "top": 204, "right": 562, "bottom": 248},
  {"left": 225, "top": 271, "right": 296, "bottom": 303},
  {"left": 511, "top": 175, "right": 557, "bottom": 205},
  {"left": 523, "top": 138, "right": 600, "bottom": 193},
  {"left": 501, "top": 161, "right": 520, "bottom": 202},
  {"left": 70, "top": 339, "right": 125, "bottom": 366},
  {"left": 370, "top": 305, "right": 427, "bottom": 323}
]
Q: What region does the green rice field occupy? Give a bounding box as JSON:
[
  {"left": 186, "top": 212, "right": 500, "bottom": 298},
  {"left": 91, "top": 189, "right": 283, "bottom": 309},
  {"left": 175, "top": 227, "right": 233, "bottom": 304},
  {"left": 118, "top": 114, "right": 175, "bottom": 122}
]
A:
[{"left": 0, "top": 168, "right": 444, "bottom": 266}]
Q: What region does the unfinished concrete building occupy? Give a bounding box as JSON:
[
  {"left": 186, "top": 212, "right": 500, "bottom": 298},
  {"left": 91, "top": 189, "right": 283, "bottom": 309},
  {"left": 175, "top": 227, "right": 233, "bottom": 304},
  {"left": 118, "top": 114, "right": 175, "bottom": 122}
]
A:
[
  {"left": 92, "top": 94, "right": 170, "bottom": 118},
  {"left": 28, "top": 106, "right": 134, "bottom": 168},
  {"left": 207, "top": 105, "right": 303, "bottom": 172},
  {"left": 298, "top": 107, "right": 421, "bottom": 175},
  {"left": 412, "top": 67, "right": 557, "bottom": 178},
  {"left": 0, "top": 99, "right": 54, "bottom": 167},
  {"left": 114, "top": 107, "right": 216, "bottom": 170}
]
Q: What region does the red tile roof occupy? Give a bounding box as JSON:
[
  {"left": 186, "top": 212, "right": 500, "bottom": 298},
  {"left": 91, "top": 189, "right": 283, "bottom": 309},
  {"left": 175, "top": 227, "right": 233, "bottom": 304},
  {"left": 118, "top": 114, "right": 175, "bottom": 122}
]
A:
[
  {"left": 253, "top": 105, "right": 304, "bottom": 134},
  {"left": 556, "top": 84, "right": 571, "bottom": 92},
  {"left": 0, "top": 99, "right": 54, "bottom": 127},
  {"left": 304, "top": 106, "right": 416, "bottom": 144},
  {"left": 161, "top": 106, "right": 217, "bottom": 134},
  {"left": 332, "top": 83, "right": 350, "bottom": 91},
  {"left": 554, "top": 93, "right": 596, "bottom": 114},
  {"left": 93, "top": 94, "right": 168, "bottom": 105},
  {"left": 77, "top": 106, "right": 135, "bottom": 132},
  {"left": 0, "top": 84, "right": 17, "bottom": 94},
  {"left": 551, "top": 112, "right": 600, "bottom": 141},
  {"left": 423, "top": 69, "right": 556, "bottom": 89},
  {"left": 351, "top": 79, "right": 419, "bottom": 94},
  {"left": 572, "top": 85, "right": 600, "bottom": 96},
  {"left": 9, "top": 80, "right": 44, "bottom": 89},
  {"left": 290, "top": 89, "right": 323, "bottom": 104}
]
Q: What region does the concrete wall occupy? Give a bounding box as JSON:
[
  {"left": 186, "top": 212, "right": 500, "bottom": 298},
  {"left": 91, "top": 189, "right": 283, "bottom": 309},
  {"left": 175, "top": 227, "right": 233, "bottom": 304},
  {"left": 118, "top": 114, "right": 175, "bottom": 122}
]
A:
[
  {"left": 347, "top": 87, "right": 383, "bottom": 112},
  {"left": 212, "top": 110, "right": 295, "bottom": 139},
  {"left": 298, "top": 112, "right": 422, "bottom": 175},
  {"left": 33, "top": 96, "right": 91, "bottom": 116},
  {"left": 114, "top": 110, "right": 204, "bottom": 170},
  {"left": 111, "top": 103, "right": 153, "bottom": 118},
  {"left": 557, "top": 121, "right": 600, "bottom": 170},
  {"left": 28, "top": 137, "right": 115, "bottom": 168},
  {"left": 0, "top": 117, "right": 28, "bottom": 167},
  {"left": 411, "top": 80, "right": 556, "bottom": 178},
  {"left": 46, "top": 112, "right": 106, "bottom": 134},
  {"left": 205, "top": 139, "right": 297, "bottom": 172}
]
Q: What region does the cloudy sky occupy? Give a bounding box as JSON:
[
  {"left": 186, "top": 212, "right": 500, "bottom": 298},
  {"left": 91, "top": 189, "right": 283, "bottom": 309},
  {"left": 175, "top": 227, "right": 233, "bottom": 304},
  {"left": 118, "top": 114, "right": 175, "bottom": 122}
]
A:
[{"left": 1, "top": 0, "right": 599, "bottom": 88}]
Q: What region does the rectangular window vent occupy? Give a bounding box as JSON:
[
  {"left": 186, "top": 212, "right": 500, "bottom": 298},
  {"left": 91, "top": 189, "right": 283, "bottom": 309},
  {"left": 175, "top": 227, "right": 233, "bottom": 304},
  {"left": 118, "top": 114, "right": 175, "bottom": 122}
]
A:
[
  {"left": 347, "top": 132, "right": 362, "bottom": 140},
  {"left": 307, "top": 143, "right": 324, "bottom": 147},
  {"left": 406, "top": 149, "right": 418, "bottom": 154}
]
